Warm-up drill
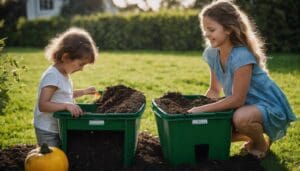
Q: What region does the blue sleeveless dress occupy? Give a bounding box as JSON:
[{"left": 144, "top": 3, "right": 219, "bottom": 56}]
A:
[{"left": 203, "top": 46, "right": 296, "bottom": 141}]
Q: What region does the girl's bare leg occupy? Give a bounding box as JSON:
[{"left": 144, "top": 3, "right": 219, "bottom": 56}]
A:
[{"left": 232, "top": 105, "right": 270, "bottom": 157}]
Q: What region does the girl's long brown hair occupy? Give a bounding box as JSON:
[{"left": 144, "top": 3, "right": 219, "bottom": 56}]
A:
[{"left": 199, "top": 0, "right": 268, "bottom": 72}]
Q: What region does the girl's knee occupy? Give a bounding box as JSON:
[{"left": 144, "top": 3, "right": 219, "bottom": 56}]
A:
[
  {"left": 233, "top": 114, "right": 264, "bottom": 135},
  {"left": 232, "top": 106, "right": 263, "bottom": 128},
  {"left": 232, "top": 111, "right": 248, "bottom": 130}
]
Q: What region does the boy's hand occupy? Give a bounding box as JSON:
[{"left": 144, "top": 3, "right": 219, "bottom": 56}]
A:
[
  {"left": 65, "top": 103, "right": 83, "bottom": 117},
  {"left": 84, "top": 86, "right": 97, "bottom": 95}
]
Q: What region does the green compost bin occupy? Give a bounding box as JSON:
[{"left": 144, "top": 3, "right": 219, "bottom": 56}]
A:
[
  {"left": 152, "top": 95, "right": 234, "bottom": 165},
  {"left": 54, "top": 103, "right": 145, "bottom": 166}
]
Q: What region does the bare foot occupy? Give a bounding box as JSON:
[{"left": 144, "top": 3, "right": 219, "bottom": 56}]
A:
[
  {"left": 247, "top": 149, "right": 267, "bottom": 159},
  {"left": 247, "top": 136, "right": 271, "bottom": 159},
  {"left": 242, "top": 140, "right": 253, "bottom": 151},
  {"left": 239, "top": 140, "right": 253, "bottom": 156}
]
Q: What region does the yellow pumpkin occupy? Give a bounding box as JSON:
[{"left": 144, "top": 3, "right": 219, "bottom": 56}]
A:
[{"left": 25, "top": 143, "right": 69, "bottom": 171}]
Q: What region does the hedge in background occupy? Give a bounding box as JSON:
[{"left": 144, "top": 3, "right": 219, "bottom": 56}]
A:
[
  {"left": 237, "top": 0, "right": 300, "bottom": 52},
  {"left": 7, "top": 10, "right": 203, "bottom": 51},
  {"left": 4, "top": 7, "right": 300, "bottom": 52}
]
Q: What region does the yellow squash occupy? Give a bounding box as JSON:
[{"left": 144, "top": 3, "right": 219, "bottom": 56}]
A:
[{"left": 25, "top": 143, "right": 69, "bottom": 171}]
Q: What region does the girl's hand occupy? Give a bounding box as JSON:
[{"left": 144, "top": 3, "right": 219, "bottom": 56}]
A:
[
  {"left": 188, "top": 106, "right": 204, "bottom": 114},
  {"left": 73, "top": 87, "right": 97, "bottom": 98},
  {"left": 65, "top": 103, "right": 83, "bottom": 117},
  {"left": 84, "top": 86, "right": 97, "bottom": 95}
]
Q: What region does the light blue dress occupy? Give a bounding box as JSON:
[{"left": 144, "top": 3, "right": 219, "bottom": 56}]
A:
[{"left": 203, "top": 46, "right": 296, "bottom": 141}]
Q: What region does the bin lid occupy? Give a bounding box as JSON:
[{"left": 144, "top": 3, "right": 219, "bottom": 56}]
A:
[
  {"left": 152, "top": 95, "right": 234, "bottom": 120},
  {"left": 54, "top": 103, "right": 145, "bottom": 119}
]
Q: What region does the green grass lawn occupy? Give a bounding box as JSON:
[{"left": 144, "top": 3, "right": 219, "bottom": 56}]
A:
[{"left": 1, "top": 48, "right": 299, "bottom": 171}]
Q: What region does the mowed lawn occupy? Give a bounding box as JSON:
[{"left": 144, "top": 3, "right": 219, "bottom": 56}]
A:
[{"left": 1, "top": 48, "right": 299, "bottom": 170}]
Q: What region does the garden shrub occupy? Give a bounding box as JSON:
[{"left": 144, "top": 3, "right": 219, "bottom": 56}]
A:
[
  {"left": 9, "top": 10, "right": 203, "bottom": 50},
  {"left": 0, "top": 0, "right": 26, "bottom": 44},
  {"left": 237, "top": 0, "right": 300, "bottom": 52},
  {"left": 61, "top": 0, "right": 106, "bottom": 16},
  {"left": 0, "top": 38, "right": 25, "bottom": 115}
]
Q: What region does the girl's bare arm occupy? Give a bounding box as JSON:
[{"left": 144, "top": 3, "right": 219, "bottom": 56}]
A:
[
  {"left": 39, "top": 86, "right": 82, "bottom": 117},
  {"left": 205, "top": 69, "right": 222, "bottom": 98},
  {"left": 189, "top": 64, "right": 252, "bottom": 113}
]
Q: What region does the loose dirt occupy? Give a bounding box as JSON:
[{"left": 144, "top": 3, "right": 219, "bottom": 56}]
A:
[
  {"left": 95, "top": 84, "right": 146, "bottom": 113},
  {"left": 0, "top": 132, "right": 265, "bottom": 171},
  {"left": 154, "top": 92, "right": 220, "bottom": 114}
]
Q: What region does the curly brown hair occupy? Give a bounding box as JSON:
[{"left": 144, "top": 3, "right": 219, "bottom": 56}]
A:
[
  {"left": 199, "top": 0, "right": 268, "bottom": 72},
  {"left": 45, "top": 27, "right": 98, "bottom": 64}
]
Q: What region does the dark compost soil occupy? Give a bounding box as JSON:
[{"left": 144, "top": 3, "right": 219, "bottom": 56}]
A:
[
  {"left": 67, "top": 130, "right": 124, "bottom": 171},
  {"left": 0, "top": 132, "right": 265, "bottom": 171},
  {"left": 95, "top": 84, "right": 146, "bottom": 113},
  {"left": 154, "top": 92, "right": 220, "bottom": 114},
  {"left": 0, "top": 145, "right": 35, "bottom": 171}
]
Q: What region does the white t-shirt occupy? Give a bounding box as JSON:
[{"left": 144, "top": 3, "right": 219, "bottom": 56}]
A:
[{"left": 34, "top": 65, "right": 73, "bottom": 133}]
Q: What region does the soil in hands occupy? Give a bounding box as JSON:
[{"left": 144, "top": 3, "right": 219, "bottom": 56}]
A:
[
  {"left": 95, "top": 84, "right": 146, "bottom": 113},
  {"left": 154, "top": 92, "right": 220, "bottom": 114}
]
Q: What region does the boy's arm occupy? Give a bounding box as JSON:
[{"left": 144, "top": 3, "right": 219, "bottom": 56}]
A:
[{"left": 73, "top": 86, "right": 97, "bottom": 98}]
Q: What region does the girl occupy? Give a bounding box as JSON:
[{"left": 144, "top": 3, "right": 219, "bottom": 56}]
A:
[
  {"left": 188, "top": 0, "right": 296, "bottom": 158},
  {"left": 34, "top": 27, "right": 98, "bottom": 147}
]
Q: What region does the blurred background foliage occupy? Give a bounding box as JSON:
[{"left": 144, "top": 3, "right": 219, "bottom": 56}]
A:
[
  {"left": 0, "top": 38, "right": 26, "bottom": 115},
  {"left": 0, "top": 0, "right": 299, "bottom": 52}
]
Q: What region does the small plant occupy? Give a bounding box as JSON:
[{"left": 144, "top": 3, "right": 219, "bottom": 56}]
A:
[{"left": 0, "top": 38, "right": 25, "bottom": 114}]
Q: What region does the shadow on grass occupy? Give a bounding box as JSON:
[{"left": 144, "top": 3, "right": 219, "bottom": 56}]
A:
[{"left": 261, "top": 151, "right": 289, "bottom": 171}]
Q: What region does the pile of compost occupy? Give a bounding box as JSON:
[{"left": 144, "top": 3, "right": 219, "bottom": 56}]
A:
[
  {"left": 95, "top": 84, "right": 146, "bottom": 113},
  {"left": 0, "top": 132, "right": 265, "bottom": 171},
  {"left": 67, "top": 130, "right": 124, "bottom": 171},
  {"left": 0, "top": 144, "right": 35, "bottom": 171},
  {"left": 154, "top": 92, "right": 220, "bottom": 114}
]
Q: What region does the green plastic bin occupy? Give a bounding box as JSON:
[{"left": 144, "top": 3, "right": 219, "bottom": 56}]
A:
[
  {"left": 152, "top": 95, "right": 234, "bottom": 165},
  {"left": 54, "top": 103, "right": 145, "bottom": 166}
]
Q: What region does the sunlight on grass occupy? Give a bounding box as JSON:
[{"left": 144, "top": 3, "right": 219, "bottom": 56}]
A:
[{"left": 1, "top": 48, "right": 299, "bottom": 170}]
